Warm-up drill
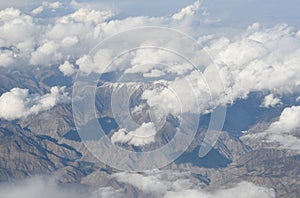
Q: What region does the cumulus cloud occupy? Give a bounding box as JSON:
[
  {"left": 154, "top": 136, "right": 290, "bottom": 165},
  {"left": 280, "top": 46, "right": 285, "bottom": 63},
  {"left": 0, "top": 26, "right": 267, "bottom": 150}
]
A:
[
  {"left": 260, "top": 94, "right": 282, "bottom": 108},
  {"left": 0, "top": 50, "right": 16, "bottom": 67},
  {"left": 0, "top": 0, "right": 216, "bottom": 71},
  {"left": 141, "top": 71, "right": 210, "bottom": 115},
  {"left": 0, "top": 1, "right": 300, "bottom": 120},
  {"left": 0, "top": 8, "right": 35, "bottom": 42},
  {"left": 172, "top": 0, "right": 201, "bottom": 20},
  {"left": 0, "top": 86, "right": 70, "bottom": 121},
  {"left": 0, "top": 8, "right": 36, "bottom": 68},
  {"left": 72, "top": 14, "right": 300, "bottom": 117},
  {"left": 32, "top": 1, "right": 62, "bottom": 15},
  {"left": 59, "top": 8, "right": 114, "bottom": 24},
  {"left": 111, "top": 122, "right": 157, "bottom": 146},
  {"left": 29, "top": 41, "right": 62, "bottom": 66},
  {"left": 200, "top": 23, "right": 300, "bottom": 109},
  {"left": 59, "top": 60, "right": 76, "bottom": 76},
  {"left": 244, "top": 106, "right": 300, "bottom": 152}
]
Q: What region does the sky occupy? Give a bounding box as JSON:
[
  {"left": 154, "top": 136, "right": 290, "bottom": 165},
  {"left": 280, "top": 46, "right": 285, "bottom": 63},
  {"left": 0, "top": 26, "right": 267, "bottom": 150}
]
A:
[{"left": 1, "top": 0, "right": 300, "bottom": 27}]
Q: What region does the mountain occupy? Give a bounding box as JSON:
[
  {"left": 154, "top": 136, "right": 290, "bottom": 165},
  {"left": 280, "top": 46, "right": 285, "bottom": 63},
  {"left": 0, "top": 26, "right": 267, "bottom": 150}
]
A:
[{"left": 0, "top": 68, "right": 299, "bottom": 198}]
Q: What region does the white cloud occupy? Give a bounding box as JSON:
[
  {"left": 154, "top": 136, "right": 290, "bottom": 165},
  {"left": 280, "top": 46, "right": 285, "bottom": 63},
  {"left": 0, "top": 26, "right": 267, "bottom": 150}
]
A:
[
  {"left": 143, "top": 69, "right": 166, "bottom": 78},
  {"left": 0, "top": 172, "right": 276, "bottom": 198},
  {"left": 260, "top": 94, "right": 282, "bottom": 108},
  {"left": 213, "top": 182, "right": 276, "bottom": 198},
  {"left": 59, "top": 60, "right": 75, "bottom": 76},
  {"left": 29, "top": 41, "right": 62, "bottom": 66},
  {"left": 90, "top": 187, "right": 124, "bottom": 198},
  {"left": 141, "top": 71, "right": 210, "bottom": 115},
  {"left": 114, "top": 172, "right": 168, "bottom": 195},
  {"left": 111, "top": 122, "right": 157, "bottom": 146},
  {"left": 0, "top": 86, "right": 70, "bottom": 121},
  {"left": 0, "top": 177, "right": 124, "bottom": 198},
  {"left": 31, "top": 1, "right": 62, "bottom": 15},
  {"left": 269, "top": 106, "right": 300, "bottom": 133},
  {"left": 172, "top": 0, "right": 201, "bottom": 20},
  {"left": 114, "top": 171, "right": 275, "bottom": 198},
  {"left": 61, "top": 36, "right": 79, "bottom": 48},
  {"left": 0, "top": 1, "right": 300, "bottom": 117},
  {"left": 0, "top": 50, "right": 16, "bottom": 67},
  {"left": 32, "top": 6, "right": 44, "bottom": 15},
  {"left": 0, "top": 177, "right": 82, "bottom": 198},
  {"left": 164, "top": 182, "right": 275, "bottom": 198},
  {"left": 297, "top": 30, "right": 300, "bottom": 38},
  {"left": 0, "top": 8, "right": 37, "bottom": 53},
  {"left": 202, "top": 24, "right": 300, "bottom": 108},
  {"left": 244, "top": 106, "right": 300, "bottom": 153},
  {"left": 247, "top": 22, "right": 261, "bottom": 31},
  {"left": 58, "top": 8, "right": 114, "bottom": 24}
]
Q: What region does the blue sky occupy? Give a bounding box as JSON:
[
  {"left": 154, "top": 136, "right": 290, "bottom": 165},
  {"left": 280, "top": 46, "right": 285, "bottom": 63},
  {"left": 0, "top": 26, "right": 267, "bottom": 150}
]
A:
[
  {"left": 1, "top": 0, "right": 299, "bottom": 27},
  {"left": 73, "top": 0, "right": 300, "bottom": 26}
]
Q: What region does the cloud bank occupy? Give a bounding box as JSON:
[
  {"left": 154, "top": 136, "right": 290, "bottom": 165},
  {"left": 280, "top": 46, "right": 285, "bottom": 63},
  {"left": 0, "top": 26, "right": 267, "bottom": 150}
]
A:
[
  {"left": 1, "top": 1, "right": 299, "bottom": 115},
  {"left": 0, "top": 173, "right": 275, "bottom": 198}
]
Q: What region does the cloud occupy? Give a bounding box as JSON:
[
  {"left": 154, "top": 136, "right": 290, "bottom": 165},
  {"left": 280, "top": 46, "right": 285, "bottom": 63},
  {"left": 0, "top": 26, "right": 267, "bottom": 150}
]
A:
[
  {"left": 164, "top": 182, "right": 275, "bottom": 198},
  {"left": 0, "top": 0, "right": 215, "bottom": 71},
  {"left": 114, "top": 170, "right": 275, "bottom": 198},
  {"left": 267, "top": 105, "right": 300, "bottom": 133},
  {"left": 244, "top": 106, "right": 300, "bottom": 153},
  {"left": 0, "top": 172, "right": 276, "bottom": 198},
  {"left": 59, "top": 8, "right": 114, "bottom": 24},
  {"left": 202, "top": 23, "right": 300, "bottom": 108},
  {"left": 0, "top": 1, "right": 300, "bottom": 117},
  {"left": 111, "top": 122, "right": 157, "bottom": 146},
  {"left": 143, "top": 69, "right": 166, "bottom": 78},
  {"left": 0, "top": 177, "right": 124, "bottom": 198},
  {"left": 260, "top": 94, "right": 282, "bottom": 108},
  {"left": 0, "top": 86, "right": 70, "bottom": 121},
  {"left": 172, "top": 0, "right": 201, "bottom": 20},
  {"left": 0, "top": 177, "right": 82, "bottom": 198},
  {"left": 32, "top": 1, "right": 62, "bottom": 15},
  {"left": 141, "top": 70, "right": 211, "bottom": 115},
  {"left": 0, "top": 50, "right": 16, "bottom": 67},
  {"left": 0, "top": 8, "right": 37, "bottom": 54},
  {"left": 59, "top": 60, "right": 76, "bottom": 76},
  {"left": 114, "top": 171, "right": 168, "bottom": 195},
  {"left": 90, "top": 187, "right": 124, "bottom": 198},
  {"left": 29, "top": 41, "right": 62, "bottom": 66}
]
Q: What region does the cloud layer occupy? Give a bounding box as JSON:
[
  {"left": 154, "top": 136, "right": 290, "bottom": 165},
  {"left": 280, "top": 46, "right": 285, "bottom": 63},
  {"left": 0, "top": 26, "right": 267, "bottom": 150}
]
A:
[
  {"left": 0, "top": 173, "right": 275, "bottom": 198},
  {"left": 114, "top": 171, "right": 276, "bottom": 198},
  {"left": 1, "top": 1, "right": 299, "bottom": 111}
]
